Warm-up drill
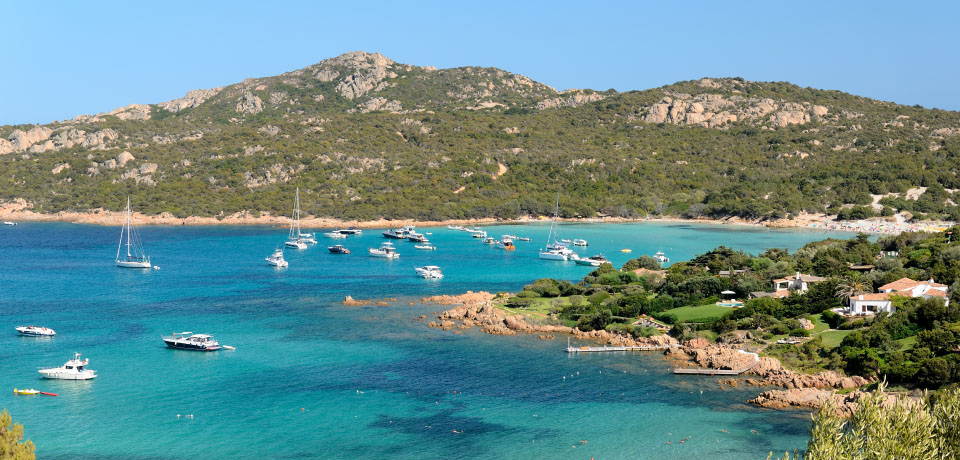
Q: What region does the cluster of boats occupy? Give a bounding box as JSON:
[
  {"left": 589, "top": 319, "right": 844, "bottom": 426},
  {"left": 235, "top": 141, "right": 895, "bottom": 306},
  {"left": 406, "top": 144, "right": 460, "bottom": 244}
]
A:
[
  {"left": 266, "top": 189, "right": 366, "bottom": 267},
  {"left": 13, "top": 325, "right": 231, "bottom": 390}
]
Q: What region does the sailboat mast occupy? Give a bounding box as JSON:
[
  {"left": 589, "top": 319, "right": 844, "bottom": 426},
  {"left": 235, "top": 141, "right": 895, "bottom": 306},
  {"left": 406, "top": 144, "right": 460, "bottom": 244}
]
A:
[{"left": 126, "top": 197, "right": 132, "bottom": 258}]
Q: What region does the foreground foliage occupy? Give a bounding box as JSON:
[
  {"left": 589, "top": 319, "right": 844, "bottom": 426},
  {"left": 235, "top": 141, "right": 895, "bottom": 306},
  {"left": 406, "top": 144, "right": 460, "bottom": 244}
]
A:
[
  {"left": 0, "top": 410, "right": 34, "bottom": 460},
  {"left": 770, "top": 385, "right": 960, "bottom": 460}
]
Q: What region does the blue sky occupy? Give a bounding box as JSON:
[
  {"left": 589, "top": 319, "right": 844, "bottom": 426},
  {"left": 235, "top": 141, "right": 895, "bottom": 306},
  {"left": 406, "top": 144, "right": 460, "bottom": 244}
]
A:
[{"left": 2, "top": 1, "right": 958, "bottom": 125}]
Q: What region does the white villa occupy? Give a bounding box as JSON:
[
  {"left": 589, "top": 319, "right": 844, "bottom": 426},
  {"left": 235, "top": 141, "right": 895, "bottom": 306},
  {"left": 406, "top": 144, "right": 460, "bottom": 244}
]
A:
[
  {"left": 752, "top": 272, "right": 827, "bottom": 299},
  {"left": 841, "top": 277, "right": 949, "bottom": 316}
]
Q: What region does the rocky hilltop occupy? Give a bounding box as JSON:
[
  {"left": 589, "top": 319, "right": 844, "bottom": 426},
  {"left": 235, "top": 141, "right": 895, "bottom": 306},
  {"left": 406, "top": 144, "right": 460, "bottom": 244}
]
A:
[{"left": 1, "top": 51, "right": 959, "bottom": 222}]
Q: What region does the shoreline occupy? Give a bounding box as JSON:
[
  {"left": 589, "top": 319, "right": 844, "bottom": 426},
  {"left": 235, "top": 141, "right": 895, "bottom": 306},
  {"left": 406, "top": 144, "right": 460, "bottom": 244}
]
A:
[
  {"left": 423, "top": 291, "right": 877, "bottom": 416},
  {"left": 2, "top": 199, "right": 948, "bottom": 234}
]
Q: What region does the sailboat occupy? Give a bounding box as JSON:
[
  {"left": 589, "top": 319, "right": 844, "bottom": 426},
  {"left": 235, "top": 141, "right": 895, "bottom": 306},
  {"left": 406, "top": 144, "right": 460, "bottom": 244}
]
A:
[
  {"left": 285, "top": 188, "right": 307, "bottom": 249},
  {"left": 115, "top": 197, "right": 152, "bottom": 268},
  {"left": 539, "top": 192, "right": 576, "bottom": 261}
]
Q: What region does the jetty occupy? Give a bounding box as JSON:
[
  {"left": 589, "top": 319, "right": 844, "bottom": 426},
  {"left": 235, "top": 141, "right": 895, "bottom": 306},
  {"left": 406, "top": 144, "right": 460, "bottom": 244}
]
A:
[
  {"left": 565, "top": 339, "right": 670, "bottom": 353},
  {"left": 672, "top": 366, "right": 753, "bottom": 375}
]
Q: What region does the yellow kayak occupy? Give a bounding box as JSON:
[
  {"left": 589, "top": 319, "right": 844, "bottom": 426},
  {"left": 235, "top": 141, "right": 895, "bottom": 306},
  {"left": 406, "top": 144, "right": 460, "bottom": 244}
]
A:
[
  {"left": 14, "top": 388, "right": 39, "bottom": 395},
  {"left": 621, "top": 248, "right": 632, "bottom": 253}
]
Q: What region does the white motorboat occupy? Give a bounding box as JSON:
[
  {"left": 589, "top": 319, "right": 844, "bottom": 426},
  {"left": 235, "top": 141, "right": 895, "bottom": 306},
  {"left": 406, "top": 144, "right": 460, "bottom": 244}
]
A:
[
  {"left": 654, "top": 251, "right": 670, "bottom": 264},
  {"left": 573, "top": 239, "right": 588, "bottom": 247},
  {"left": 266, "top": 249, "right": 288, "bottom": 268},
  {"left": 472, "top": 231, "right": 488, "bottom": 239},
  {"left": 115, "top": 197, "right": 151, "bottom": 268},
  {"left": 414, "top": 243, "right": 436, "bottom": 250},
  {"left": 161, "top": 332, "right": 222, "bottom": 351},
  {"left": 324, "top": 231, "right": 348, "bottom": 239},
  {"left": 516, "top": 236, "right": 531, "bottom": 242},
  {"left": 447, "top": 225, "right": 465, "bottom": 230},
  {"left": 415, "top": 265, "right": 443, "bottom": 279},
  {"left": 286, "top": 188, "right": 310, "bottom": 249},
  {"left": 369, "top": 242, "right": 399, "bottom": 258},
  {"left": 38, "top": 353, "right": 96, "bottom": 380},
  {"left": 496, "top": 239, "right": 516, "bottom": 250},
  {"left": 337, "top": 227, "right": 362, "bottom": 235},
  {"left": 3, "top": 221, "right": 15, "bottom": 226},
  {"left": 408, "top": 233, "right": 428, "bottom": 243},
  {"left": 299, "top": 233, "right": 317, "bottom": 244},
  {"left": 575, "top": 254, "right": 609, "bottom": 267},
  {"left": 16, "top": 325, "right": 56, "bottom": 337},
  {"left": 482, "top": 237, "right": 496, "bottom": 245}
]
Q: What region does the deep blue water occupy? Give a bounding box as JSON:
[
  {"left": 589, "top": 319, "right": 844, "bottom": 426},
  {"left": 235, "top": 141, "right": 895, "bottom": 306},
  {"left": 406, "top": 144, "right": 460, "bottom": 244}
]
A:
[{"left": 0, "top": 222, "right": 853, "bottom": 459}]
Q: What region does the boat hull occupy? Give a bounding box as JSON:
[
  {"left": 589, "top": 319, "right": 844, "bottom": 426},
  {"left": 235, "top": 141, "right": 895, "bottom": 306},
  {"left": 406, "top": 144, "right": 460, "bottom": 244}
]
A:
[
  {"left": 285, "top": 241, "right": 307, "bottom": 249},
  {"left": 38, "top": 370, "right": 96, "bottom": 380},
  {"left": 163, "top": 340, "right": 221, "bottom": 351},
  {"left": 116, "top": 260, "right": 151, "bottom": 269},
  {"left": 539, "top": 252, "right": 568, "bottom": 261}
]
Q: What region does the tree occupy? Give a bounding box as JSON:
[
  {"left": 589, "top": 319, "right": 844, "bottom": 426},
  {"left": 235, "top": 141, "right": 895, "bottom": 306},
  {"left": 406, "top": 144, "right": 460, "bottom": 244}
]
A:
[
  {"left": 0, "top": 409, "right": 35, "bottom": 460},
  {"left": 835, "top": 274, "right": 873, "bottom": 303},
  {"left": 771, "top": 384, "right": 960, "bottom": 459}
]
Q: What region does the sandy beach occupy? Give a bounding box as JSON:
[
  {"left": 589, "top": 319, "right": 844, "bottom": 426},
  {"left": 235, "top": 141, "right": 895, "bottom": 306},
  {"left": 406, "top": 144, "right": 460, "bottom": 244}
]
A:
[{"left": 0, "top": 198, "right": 952, "bottom": 234}]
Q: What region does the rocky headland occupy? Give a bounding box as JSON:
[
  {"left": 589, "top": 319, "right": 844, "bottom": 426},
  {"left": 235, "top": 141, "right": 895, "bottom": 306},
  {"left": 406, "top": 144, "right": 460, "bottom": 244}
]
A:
[{"left": 424, "top": 291, "right": 877, "bottom": 415}]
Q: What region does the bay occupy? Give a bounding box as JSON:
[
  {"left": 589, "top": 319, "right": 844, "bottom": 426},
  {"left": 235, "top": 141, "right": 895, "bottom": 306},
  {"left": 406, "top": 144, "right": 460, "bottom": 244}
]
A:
[{"left": 0, "top": 222, "right": 854, "bottom": 459}]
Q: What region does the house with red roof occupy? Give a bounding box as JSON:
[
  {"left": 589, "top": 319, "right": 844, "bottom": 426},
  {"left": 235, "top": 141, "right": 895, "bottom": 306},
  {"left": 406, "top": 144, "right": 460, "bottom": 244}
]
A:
[{"left": 842, "top": 277, "right": 949, "bottom": 316}]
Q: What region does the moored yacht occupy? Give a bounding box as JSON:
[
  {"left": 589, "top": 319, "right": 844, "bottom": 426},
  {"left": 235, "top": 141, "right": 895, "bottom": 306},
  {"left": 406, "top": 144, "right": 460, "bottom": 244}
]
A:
[
  {"left": 286, "top": 188, "right": 309, "bottom": 249},
  {"left": 408, "top": 233, "right": 428, "bottom": 243},
  {"left": 573, "top": 239, "right": 588, "bottom": 247},
  {"left": 162, "top": 332, "right": 222, "bottom": 351},
  {"left": 324, "top": 231, "right": 348, "bottom": 239},
  {"left": 496, "top": 239, "right": 516, "bottom": 250},
  {"left": 369, "top": 242, "right": 399, "bottom": 258},
  {"left": 654, "top": 251, "right": 670, "bottom": 264},
  {"left": 266, "top": 249, "right": 288, "bottom": 267},
  {"left": 575, "top": 254, "right": 609, "bottom": 267},
  {"left": 16, "top": 325, "right": 56, "bottom": 337},
  {"left": 415, "top": 265, "right": 443, "bottom": 279},
  {"left": 539, "top": 192, "right": 577, "bottom": 261},
  {"left": 337, "top": 227, "right": 362, "bottom": 235},
  {"left": 3, "top": 221, "right": 15, "bottom": 226},
  {"left": 38, "top": 353, "right": 97, "bottom": 380},
  {"left": 482, "top": 237, "right": 496, "bottom": 245},
  {"left": 414, "top": 243, "right": 436, "bottom": 250},
  {"left": 328, "top": 244, "right": 351, "bottom": 254},
  {"left": 115, "top": 197, "right": 151, "bottom": 268}
]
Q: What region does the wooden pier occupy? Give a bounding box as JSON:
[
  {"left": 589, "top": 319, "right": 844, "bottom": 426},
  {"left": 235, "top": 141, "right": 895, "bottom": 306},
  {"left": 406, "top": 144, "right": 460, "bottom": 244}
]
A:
[
  {"left": 566, "top": 345, "right": 669, "bottom": 353},
  {"left": 672, "top": 367, "right": 753, "bottom": 375}
]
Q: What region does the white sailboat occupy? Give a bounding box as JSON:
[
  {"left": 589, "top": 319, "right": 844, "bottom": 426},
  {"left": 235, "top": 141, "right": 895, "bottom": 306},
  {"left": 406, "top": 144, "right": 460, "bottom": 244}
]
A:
[
  {"left": 285, "top": 188, "right": 308, "bottom": 249},
  {"left": 116, "top": 197, "right": 151, "bottom": 268},
  {"left": 539, "top": 192, "right": 576, "bottom": 261}
]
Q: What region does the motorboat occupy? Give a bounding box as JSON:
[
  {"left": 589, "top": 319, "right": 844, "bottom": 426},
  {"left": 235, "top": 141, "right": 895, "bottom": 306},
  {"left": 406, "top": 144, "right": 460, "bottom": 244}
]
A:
[
  {"left": 369, "top": 242, "right": 399, "bottom": 258},
  {"left": 464, "top": 227, "right": 483, "bottom": 233},
  {"left": 414, "top": 243, "right": 436, "bottom": 250},
  {"left": 654, "top": 251, "right": 670, "bottom": 264},
  {"left": 502, "top": 234, "right": 518, "bottom": 240},
  {"left": 573, "top": 239, "right": 588, "bottom": 247},
  {"left": 3, "top": 221, "right": 15, "bottom": 226},
  {"left": 115, "top": 197, "right": 151, "bottom": 268},
  {"left": 382, "top": 228, "right": 409, "bottom": 239},
  {"left": 496, "top": 240, "right": 515, "bottom": 250},
  {"left": 539, "top": 192, "right": 578, "bottom": 261},
  {"left": 472, "top": 231, "right": 488, "bottom": 239},
  {"left": 324, "top": 231, "right": 348, "bottom": 239},
  {"left": 328, "top": 244, "right": 351, "bottom": 254},
  {"left": 415, "top": 266, "right": 443, "bottom": 279},
  {"left": 16, "top": 326, "right": 57, "bottom": 337},
  {"left": 408, "top": 233, "right": 428, "bottom": 243},
  {"left": 515, "top": 236, "right": 531, "bottom": 242},
  {"left": 285, "top": 238, "right": 307, "bottom": 249},
  {"left": 575, "top": 254, "right": 609, "bottom": 267},
  {"left": 447, "top": 225, "right": 464, "bottom": 230},
  {"left": 265, "top": 249, "right": 288, "bottom": 268},
  {"left": 16, "top": 325, "right": 56, "bottom": 337},
  {"left": 286, "top": 188, "right": 309, "bottom": 249},
  {"left": 38, "top": 353, "right": 97, "bottom": 380},
  {"left": 337, "top": 227, "right": 362, "bottom": 235},
  {"left": 482, "top": 237, "right": 496, "bottom": 245},
  {"left": 298, "top": 233, "right": 317, "bottom": 244},
  {"left": 162, "top": 332, "right": 222, "bottom": 351}
]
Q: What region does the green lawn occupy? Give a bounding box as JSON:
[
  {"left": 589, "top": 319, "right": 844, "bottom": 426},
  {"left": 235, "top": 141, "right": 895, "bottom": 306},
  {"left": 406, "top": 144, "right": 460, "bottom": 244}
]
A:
[
  {"left": 662, "top": 303, "right": 731, "bottom": 322},
  {"left": 820, "top": 330, "right": 854, "bottom": 348},
  {"left": 895, "top": 335, "right": 918, "bottom": 350},
  {"left": 806, "top": 314, "right": 830, "bottom": 335}
]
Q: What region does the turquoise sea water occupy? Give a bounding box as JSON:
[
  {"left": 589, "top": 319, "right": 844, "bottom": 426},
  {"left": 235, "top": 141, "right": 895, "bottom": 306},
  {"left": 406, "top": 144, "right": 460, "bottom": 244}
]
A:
[{"left": 0, "top": 222, "right": 854, "bottom": 459}]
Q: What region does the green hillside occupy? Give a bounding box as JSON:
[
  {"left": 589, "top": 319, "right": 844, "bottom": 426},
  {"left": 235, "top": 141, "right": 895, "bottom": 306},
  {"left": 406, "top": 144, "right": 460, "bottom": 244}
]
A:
[{"left": 2, "top": 51, "right": 959, "bottom": 221}]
